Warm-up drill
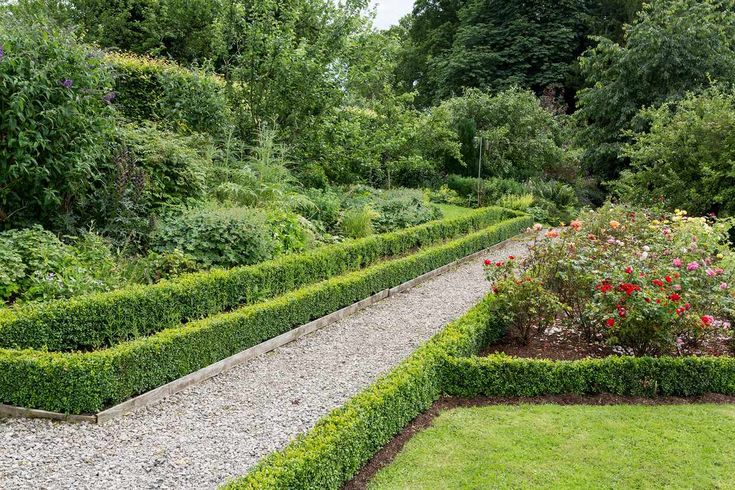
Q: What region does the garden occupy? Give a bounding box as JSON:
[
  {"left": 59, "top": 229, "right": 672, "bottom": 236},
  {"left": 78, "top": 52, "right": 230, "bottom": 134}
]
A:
[{"left": 2, "top": 0, "right": 735, "bottom": 488}]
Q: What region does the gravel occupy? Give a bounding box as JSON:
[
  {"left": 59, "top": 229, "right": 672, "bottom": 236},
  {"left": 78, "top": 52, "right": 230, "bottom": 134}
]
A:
[{"left": 0, "top": 236, "right": 532, "bottom": 490}]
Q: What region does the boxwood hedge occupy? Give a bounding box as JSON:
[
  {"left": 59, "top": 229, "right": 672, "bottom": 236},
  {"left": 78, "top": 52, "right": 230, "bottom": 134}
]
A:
[
  {"left": 227, "top": 288, "right": 735, "bottom": 489},
  {"left": 0, "top": 213, "right": 532, "bottom": 413},
  {"left": 0, "top": 207, "right": 521, "bottom": 352}
]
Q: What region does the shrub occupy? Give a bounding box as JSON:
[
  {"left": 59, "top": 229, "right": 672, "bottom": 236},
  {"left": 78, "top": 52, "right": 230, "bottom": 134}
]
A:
[
  {"left": 496, "top": 194, "right": 535, "bottom": 212},
  {"left": 90, "top": 123, "right": 213, "bottom": 250},
  {"left": 0, "top": 227, "right": 120, "bottom": 304},
  {"left": 105, "top": 52, "right": 231, "bottom": 138},
  {"left": 371, "top": 189, "right": 442, "bottom": 233},
  {"left": 0, "top": 10, "right": 114, "bottom": 229},
  {"left": 616, "top": 87, "right": 735, "bottom": 217},
  {"left": 266, "top": 210, "right": 309, "bottom": 255},
  {"left": 446, "top": 175, "right": 525, "bottom": 207},
  {"left": 485, "top": 273, "right": 566, "bottom": 345},
  {"left": 439, "top": 88, "right": 565, "bottom": 182},
  {"left": 152, "top": 207, "right": 277, "bottom": 269},
  {"left": 123, "top": 249, "right": 201, "bottom": 285}
]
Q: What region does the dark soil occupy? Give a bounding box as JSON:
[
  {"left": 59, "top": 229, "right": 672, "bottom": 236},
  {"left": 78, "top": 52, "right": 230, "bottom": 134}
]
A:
[
  {"left": 343, "top": 393, "right": 735, "bottom": 489},
  {"left": 481, "top": 328, "right": 732, "bottom": 359}
]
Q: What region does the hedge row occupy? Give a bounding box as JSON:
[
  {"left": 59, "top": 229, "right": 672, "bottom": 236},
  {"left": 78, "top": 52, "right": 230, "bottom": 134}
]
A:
[
  {"left": 226, "top": 288, "right": 735, "bottom": 489},
  {"left": 0, "top": 214, "right": 532, "bottom": 413},
  {"left": 105, "top": 52, "right": 231, "bottom": 138},
  {"left": 0, "top": 207, "right": 521, "bottom": 352},
  {"left": 223, "top": 291, "right": 499, "bottom": 489}
]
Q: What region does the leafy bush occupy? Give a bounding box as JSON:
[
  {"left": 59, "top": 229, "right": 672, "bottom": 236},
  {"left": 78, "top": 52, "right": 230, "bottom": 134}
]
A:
[
  {"left": 485, "top": 272, "right": 565, "bottom": 345},
  {"left": 0, "top": 10, "right": 114, "bottom": 229},
  {"left": 266, "top": 210, "right": 309, "bottom": 255},
  {"left": 0, "top": 227, "right": 120, "bottom": 304},
  {"left": 496, "top": 194, "right": 535, "bottom": 212},
  {"left": 525, "top": 178, "right": 580, "bottom": 224},
  {"left": 106, "top": 52, "right": 231, "bottom": 138},
  {"left": 152, "top": 207, "right": 277, "bottom": 269},
  {"left": 123, "top": 249, "right": 201, "bottom": 285},
  {"left": 0, "top": 207, "right": 525, "bottom": 352},
  {"left": 616, "top": 87, "right": 735, "bottom": 217},
  {"left": 446, "top": 175, "right": 525, "bottom": 207},
  {"left": 91, "top": 124, "right": 213, "bottom": 250},
  {"left": 371, "top": 190, "right": 442, "bottom": 233}
]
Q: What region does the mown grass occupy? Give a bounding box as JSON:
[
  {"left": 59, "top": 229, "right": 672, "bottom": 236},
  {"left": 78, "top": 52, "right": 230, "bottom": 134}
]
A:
[
  {"left": 436, "top": 204, "right": 476, "bottom": 220},
  {"left": 370, "top": 404, "right": 735, "bottom": 489}
]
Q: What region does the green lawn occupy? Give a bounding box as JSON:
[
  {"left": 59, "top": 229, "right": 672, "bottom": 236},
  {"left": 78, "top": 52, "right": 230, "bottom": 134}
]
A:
[
  {"left": 436, "top": 204, "right": 476, "bottom": 220},
  {"left": 369, "top": 404, "right": 735, "bottom": 489}
]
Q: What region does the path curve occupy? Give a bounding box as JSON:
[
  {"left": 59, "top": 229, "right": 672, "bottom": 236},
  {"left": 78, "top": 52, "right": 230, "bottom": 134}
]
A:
[{"left": 0, "top": 235, "right": 532, "bottom": 490}]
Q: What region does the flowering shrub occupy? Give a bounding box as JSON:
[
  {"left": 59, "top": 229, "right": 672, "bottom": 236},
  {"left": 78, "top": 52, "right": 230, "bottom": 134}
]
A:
[{"left": 485, "top": 204, "right": 735, "bottom": 355}]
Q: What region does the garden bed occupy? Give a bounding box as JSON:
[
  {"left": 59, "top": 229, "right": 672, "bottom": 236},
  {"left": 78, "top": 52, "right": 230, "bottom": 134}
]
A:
[
  {"left": 227, "top": 205, "right": 735, "bottom": 490},
  {"left": 0, "top": 211, "right": 531, "bottom": 415}
]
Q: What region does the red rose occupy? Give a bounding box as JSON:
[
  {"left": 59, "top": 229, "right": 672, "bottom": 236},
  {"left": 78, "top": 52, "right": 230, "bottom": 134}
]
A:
[
  {"left": 668, "top": 293, "right": 681, "bottom": 301},
  {"left": 484, "top": 259, "right": 492, "bottom": 266},
  {"left": 508, "top": 255, "right": 515, "bottom": 260},
  {"left": 625, "top": 266, "right": 633, "bottom": 274},
  {"left": 665, "top": 276, "right": 672, "bottom": 283},
  {"left": 606, "top": 318, "right": 615, "bottom": 328}
]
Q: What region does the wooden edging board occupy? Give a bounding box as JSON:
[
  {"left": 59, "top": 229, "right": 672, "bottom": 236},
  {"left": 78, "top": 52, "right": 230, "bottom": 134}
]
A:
[{"left": 0, "top": 234, "right": 527, "bottom": 424}]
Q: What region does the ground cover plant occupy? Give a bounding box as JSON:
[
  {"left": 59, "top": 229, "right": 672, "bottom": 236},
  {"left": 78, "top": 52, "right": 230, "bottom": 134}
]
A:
[{"left": 368, "top": 404, "right": 735, "bottom": 489}]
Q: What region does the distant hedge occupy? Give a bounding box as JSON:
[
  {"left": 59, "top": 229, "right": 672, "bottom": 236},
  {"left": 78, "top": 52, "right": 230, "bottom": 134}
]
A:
[
  {"left": 227, "top": 292, "right": 735, "bottom": 489},
  {"left": 0, "top": 214, "right": 531, "bottom": 413},
  {"left": 106, "top": 52, "right": 231, "bottom": 138}
]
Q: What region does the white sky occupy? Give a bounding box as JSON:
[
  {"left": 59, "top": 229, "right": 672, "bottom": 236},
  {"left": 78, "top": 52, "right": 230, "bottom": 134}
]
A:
[{"left": 371, "top": 0, "right": 415, "bottom": 29}]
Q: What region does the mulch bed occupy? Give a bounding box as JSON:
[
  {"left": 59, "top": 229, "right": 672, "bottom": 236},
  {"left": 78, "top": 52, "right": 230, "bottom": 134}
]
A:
[
  {"left": 481, "top": 327, "right": 732, "bottom": 359},
  {"left": 343, "top": 393, "right": 735, "bottom": 489}
]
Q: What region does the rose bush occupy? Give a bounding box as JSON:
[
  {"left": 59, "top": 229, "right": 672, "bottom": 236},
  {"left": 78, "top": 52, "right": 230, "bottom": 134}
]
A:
[{"left": 484, "top": 204, "right": 734, "bottom": 355}]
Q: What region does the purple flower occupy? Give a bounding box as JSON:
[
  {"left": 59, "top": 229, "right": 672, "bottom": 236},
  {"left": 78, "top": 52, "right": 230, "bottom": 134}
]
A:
[
  {"left": 721, "top": 282, "right": 729, "bottom": 290},
  {"left": 686, "top": 261, "right": 700, "bottom": 271},
  {"left": 102, "top": 91, "right": 116, "bottom": 103},
  {"left": 60, "top": 79, "right": 73, "bottom": 89},
  {"left": 0, "top": 45, "right": 4, "bottom": 61}
]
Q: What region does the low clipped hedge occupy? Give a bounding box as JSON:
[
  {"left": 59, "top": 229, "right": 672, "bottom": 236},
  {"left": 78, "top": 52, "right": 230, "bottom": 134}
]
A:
[
  {"left": 226, "top": 290, "right": 735, "bottom": 489},
  {"left": 106, "top": 52, "right": 231, "bottom": 138},
  {"left": 0, "top": 207, "right": 521, "bottom": 352},
  {"left": 0, "top": 214, "right": 531, "bottom": 413}
]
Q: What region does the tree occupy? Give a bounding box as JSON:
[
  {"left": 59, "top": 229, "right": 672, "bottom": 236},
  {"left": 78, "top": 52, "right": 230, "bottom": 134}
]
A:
[
  {"left": 437, "top": 88, "right": 565, "bottom": 181},
  {"left": 615, "top": 87, "right": 735, "bottom": 217},
  {"left": 576, "top": 0, "right": 735, "bottom": 183}
]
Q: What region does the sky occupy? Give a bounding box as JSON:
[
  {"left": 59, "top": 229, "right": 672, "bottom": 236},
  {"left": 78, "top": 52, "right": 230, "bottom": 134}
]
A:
[{"left": 371, "top": 0, "right": 415, "bottom": 29}]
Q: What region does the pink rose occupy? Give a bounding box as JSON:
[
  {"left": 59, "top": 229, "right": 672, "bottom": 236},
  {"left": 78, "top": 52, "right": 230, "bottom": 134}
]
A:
[
  {"left": 721, "top": 283, "right": 729, "bottom": 290},
  {"left": 686, "top": 261, "right": 700, "bottom": 271},
  {"left": 673, "top": 258, "right": 682, "bottom": 267}
]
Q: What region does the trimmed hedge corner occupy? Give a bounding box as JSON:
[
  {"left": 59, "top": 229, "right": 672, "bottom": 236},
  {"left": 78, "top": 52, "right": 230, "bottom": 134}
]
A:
[
  {"left": 224, "top": 291, "right": 735, "bottom": 489},
  {"left": 0, "top": 213, "right": 531, "bottom": 413},
  {"left": 0, "top": 207, "right": 523, "bottom": 352}
]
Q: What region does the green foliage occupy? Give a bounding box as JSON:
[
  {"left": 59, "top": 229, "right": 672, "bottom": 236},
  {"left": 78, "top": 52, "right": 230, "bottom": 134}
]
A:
[
  {"left": 47, "top": 0, "right": 223, "bottom": 65},
  {"left": 439, "top": 88, "right": 565, "bottom": 181},
  {"left": 91, "top": 124, "right": 213, "bottom": 250},
  {"left": 616, "top": 88, "right": 735, "bottom": 217},
  {"left": 0, "top": 227, "right": 120, "bottom": 304},
  {"left": 122, "top": 249, "right": 201, "bottom": 285},
  {"left": 576, "top": 0, "right": 735, "bottom": 182},
  {"left": 152, "top": 207, "right": 277, "bottom": 269},
  {"left": 0, "top": 10, "right": 114, "bottom": 229},
  {"left": 106, "top": 53, "right": 231, "bottom": 138},
  {"left": 438, "top": 0, "right": 587, "bottom": 99},
  {"left": 340, "top": 207, "right": 377, "bottom": 239},
  {"left": 371, "top": 190, "right": 443, "bottom": 233},
  {"left": 0, "top": 214, "right": 531, "bottom": 413},
  {"left": 487, "top": 276, "right": 565, "bottom": 344},
  {"left": 495, "top": 194, "right": 534, "bottom": 212},
  {"left": 266, "top": 210, "right": 309, "bottom": 255},
  {"left": 0, "top": 207, "right": 524, "bottom": 352}
]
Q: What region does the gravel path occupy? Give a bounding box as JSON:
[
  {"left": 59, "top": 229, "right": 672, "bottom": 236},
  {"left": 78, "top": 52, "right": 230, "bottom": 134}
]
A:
[{"left": 0, "top": 236, "right": 532, "bottom": 490}]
